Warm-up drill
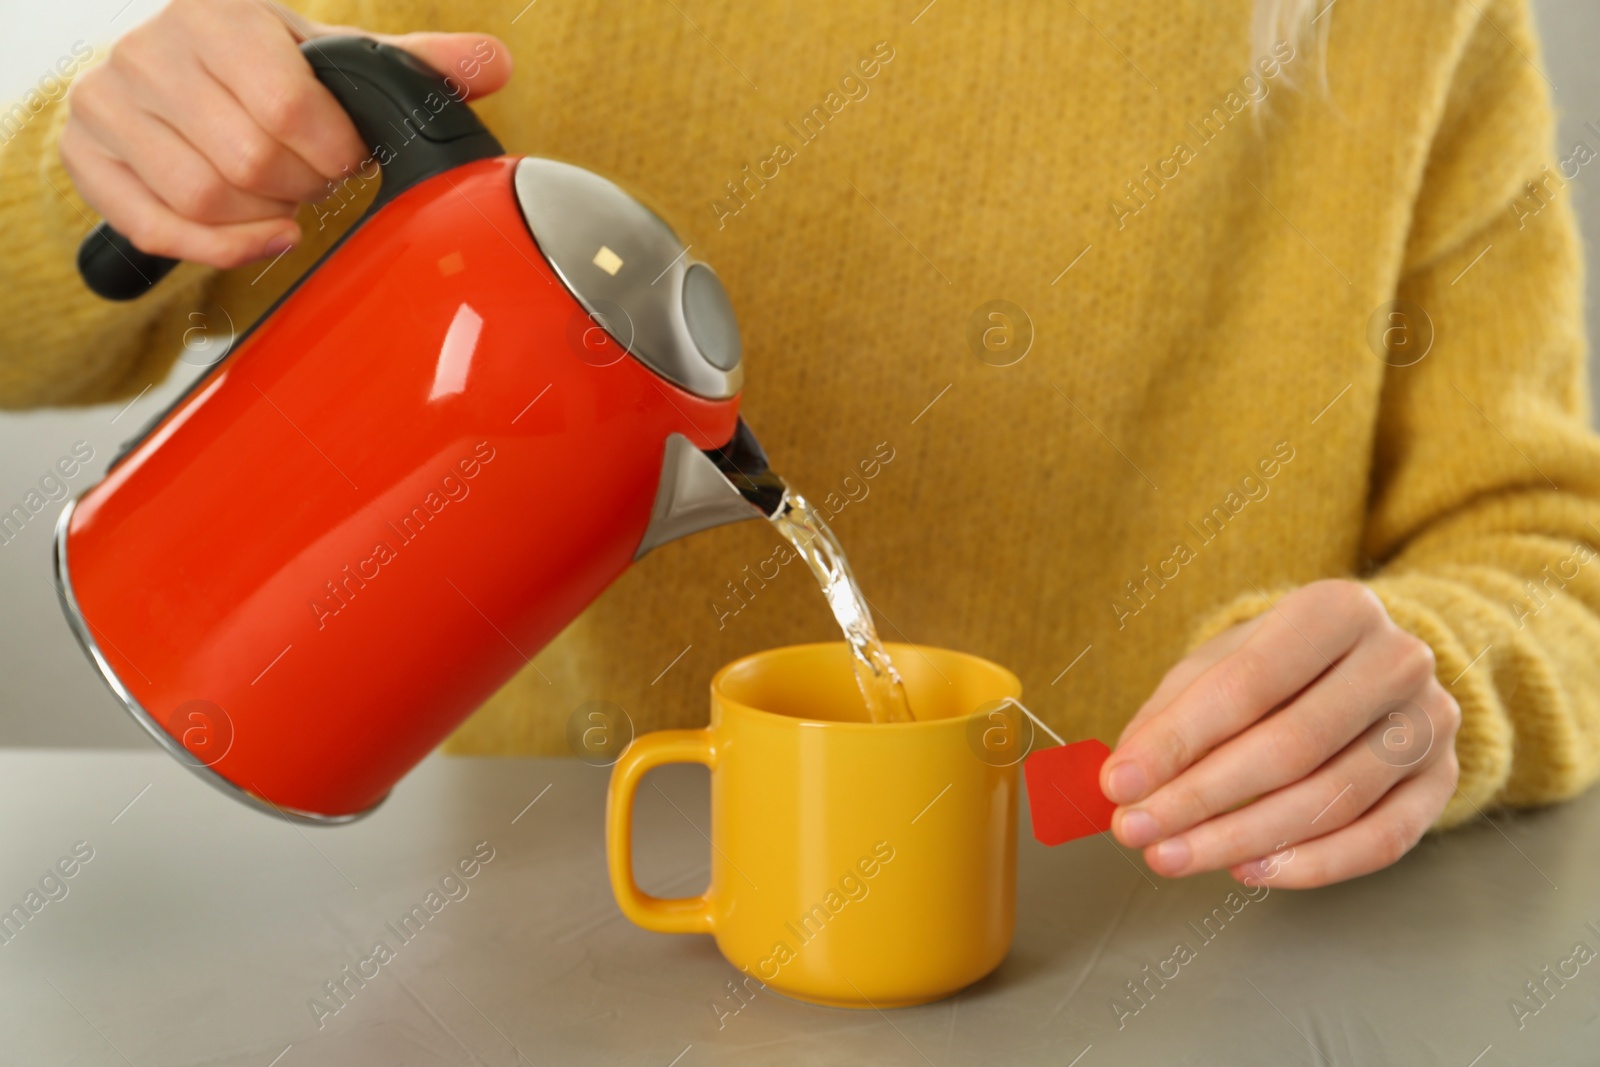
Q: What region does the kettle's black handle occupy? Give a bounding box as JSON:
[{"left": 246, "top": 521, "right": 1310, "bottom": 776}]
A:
[
  {"left": 77, "top": 36, "right": 504, "bottom": 301},
  {"left": 77, "top": 227, "right": 181, "bottom": 301}
]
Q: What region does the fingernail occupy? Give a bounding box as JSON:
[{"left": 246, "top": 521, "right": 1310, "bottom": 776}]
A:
[
  {"left": 263, "top": 234, "right": 297, "bottom": 258},
  {"left": 1153, "top": 837, "right": 1191, "bottom": 874},
  {"left": 1106, "top": 761, "right": 1146, "bottom": 804},
  {"left": 1119, "top": 809, "right": 1159, "bottom": 848}
]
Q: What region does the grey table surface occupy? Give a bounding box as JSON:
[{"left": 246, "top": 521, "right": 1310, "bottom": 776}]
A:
[{"left": 0, "top": 749, "right": 1594, "bottom": 1067}]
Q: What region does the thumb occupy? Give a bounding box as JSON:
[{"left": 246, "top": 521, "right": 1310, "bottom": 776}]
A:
[
  {"left": 1113, "top": 611, "right": 1268, "bottom": 749},
  {"left": 371, "top": 32, "right": 513, "bottom": 101}
]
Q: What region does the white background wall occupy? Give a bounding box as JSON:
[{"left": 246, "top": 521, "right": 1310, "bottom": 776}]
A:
[{"left": 0, "top": 1, "right": 1596, "bottom": 747}]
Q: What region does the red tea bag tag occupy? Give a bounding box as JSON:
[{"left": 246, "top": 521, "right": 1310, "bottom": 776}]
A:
[{"left": 1024, "top": 738, "right": 1116, "bottom": 845}]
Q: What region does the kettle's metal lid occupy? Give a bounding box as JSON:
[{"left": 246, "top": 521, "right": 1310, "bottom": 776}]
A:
[{"left": 513, "top": 157, "right": 742, "bottom": 400}]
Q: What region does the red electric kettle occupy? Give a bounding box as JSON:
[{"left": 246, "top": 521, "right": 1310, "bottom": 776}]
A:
[{"left": 55, "top": 37, "right": 784, "bottom": 822}]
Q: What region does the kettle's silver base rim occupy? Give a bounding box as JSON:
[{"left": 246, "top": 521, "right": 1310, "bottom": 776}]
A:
[{"left": 51, "top": 497, "right": 386, "bottom": 827}]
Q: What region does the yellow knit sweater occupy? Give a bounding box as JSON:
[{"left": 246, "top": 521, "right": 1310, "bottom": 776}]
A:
[{"left": 3, "top": 0, "right": 1598, "bottom": 830}]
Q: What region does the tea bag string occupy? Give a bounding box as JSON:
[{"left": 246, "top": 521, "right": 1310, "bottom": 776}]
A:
[{"left": 994, "top": 697, "right": 1065, "bottom": 749}]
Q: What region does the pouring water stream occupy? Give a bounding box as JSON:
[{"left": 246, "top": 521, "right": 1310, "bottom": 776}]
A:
[{"left": 768, "top": 487, "right": 915, "bottom": 724}]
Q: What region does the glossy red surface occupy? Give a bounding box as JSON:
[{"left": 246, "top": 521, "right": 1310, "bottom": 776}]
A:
[{"left": 65, "top": 156, "right": 741, "bottom": 816}]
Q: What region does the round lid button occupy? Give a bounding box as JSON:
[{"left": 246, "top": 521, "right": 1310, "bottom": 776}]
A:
[
  {"left": 512, "top": 157, "right": 741, "bottom": 399},
  {"left": 681, "top": 264, "right": 742, "bottom": 372}
]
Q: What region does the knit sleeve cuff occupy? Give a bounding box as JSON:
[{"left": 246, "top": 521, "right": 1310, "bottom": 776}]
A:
[{"left": 1184, "top": 585, "right": 1293, "bottom": 654}]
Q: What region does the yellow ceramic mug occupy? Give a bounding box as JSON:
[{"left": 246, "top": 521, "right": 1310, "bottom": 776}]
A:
[{"left": 605, "top": 642, "right": 1022, "bottom": 1008}]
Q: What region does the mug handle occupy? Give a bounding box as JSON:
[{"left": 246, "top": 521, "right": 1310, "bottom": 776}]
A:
[{"left": 605, "top": 729, "right": 717, "bottom": 934}]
